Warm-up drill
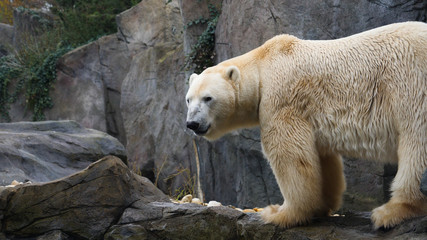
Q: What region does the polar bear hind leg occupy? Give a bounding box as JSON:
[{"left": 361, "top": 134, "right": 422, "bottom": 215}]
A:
[{"left": 319, "top": 152, "right": 346, "bottom": 215}]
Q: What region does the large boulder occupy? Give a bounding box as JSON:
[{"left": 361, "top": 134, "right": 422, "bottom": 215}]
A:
[
  {"left": 0, "top": 120, "right": 126, "bottom": 185},
  {"left": 0, "top": 156, "right": 170, "bottom": 239},
  {"left": 43, "top": 34, "right": 131, "bottom": 145}
]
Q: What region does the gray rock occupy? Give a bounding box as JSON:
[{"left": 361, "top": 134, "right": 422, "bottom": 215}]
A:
[
  {"left": 35, "top": 230, "right": 72, "bottom": 240},
  {"left": 0, "top": 120, "right": 126, "bottom": 185},
  {"left": 12, "top": 7, "right": 53, "bottom": 49},
  {"left": 178, "top": 0, "right": 222, "bottom": 60},
  {"left": 46, "top": 42, "right": 106, "bottom": 130},
  {"left": 1, "top": 156, "right": 425, "bottom": 239},
  {"left": 4, "top": 11, "right": 130, "bottom": 146},
  {"left": 0, "top": 23, "right": 13, "bottom": 57},
  {"left": 215, "top": 0, "right": 427, "bottom": 61},
  {"left": 119, "top": 0, "right": 194, "bottom": 196},
  {"left": 105, "top": 202, "right": 427, "bottom": 240},
  {"left": 41, "top": 34, "right": 131, "bottom": 145},
  {"left": 98, "top": 35, "right": 132, "bottom": 145},
  {"left": 116, "top": 0, "right": 183, "bottom": 49},
  {"left": 0, "top": 156, "right": 170, "bottom": 239},
  {"left": 195, "top": 129, "right": 283, "bottom": 208},
  {"left": 343, "top": 159, "right": 394, "bottom": 211}
]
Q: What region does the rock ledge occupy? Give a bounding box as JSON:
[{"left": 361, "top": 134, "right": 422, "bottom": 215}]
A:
[{"left": 1, "top": 156, "right": 426, "bottom": 239}]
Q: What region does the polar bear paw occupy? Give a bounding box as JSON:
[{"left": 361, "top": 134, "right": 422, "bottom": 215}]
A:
[
  {"left": 371, "top": 200, "right": 426, "bottom": 229},
  {"left": 260, "top": 204, "right": 311, "bottom": 228}
]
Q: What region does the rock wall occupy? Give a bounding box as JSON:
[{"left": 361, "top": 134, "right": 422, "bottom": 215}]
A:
[
  {"left": 2, "top": 7, "right": 132, "bottom": 145},
  {"left": 0, "top": 7, "right": 53, "bottom": 58},
  {"left": 0, "top": 23, "right": 13, "bottom": 57},
  {"left": 119, "top": 0, "right": 193, "bottom": 195},
  {"left": 44, "top": 34, "right": 131, "bottom": 145}
]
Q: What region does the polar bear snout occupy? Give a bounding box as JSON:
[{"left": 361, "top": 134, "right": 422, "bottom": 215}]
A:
[
  {"left": 186, "top": 120, "right": 210, "bottom": 135},
  {"left": 186, "top": 121, "right": 200, "bottom": 131}
]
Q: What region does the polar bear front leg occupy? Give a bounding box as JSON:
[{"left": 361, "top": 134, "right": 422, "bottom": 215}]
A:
[
  {"left": 371, "top": 133, "right": 427, "bottom": 229},
  {"left": 260, "top": 112, "right": 327, "bottom": 227}
]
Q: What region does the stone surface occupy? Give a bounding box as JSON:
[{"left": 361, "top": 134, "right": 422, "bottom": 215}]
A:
[
  {"left": 12, "top": 7, "right": 53, "bottom": 49},
  {"left": 178, "top": 0, "right": 222, "bottom": 59},
  {"left": 215, "top": 0, "right": 427, "bottom": 61},
  {"left": 1, "top": 155, "right": 426, "bottom": 239},
  {"left": 105, "top": 202, "right": 427, "bottom": 240},
  {"left": 0, "top": 156, "right": 170, "bottom": 239},
  {"left": 43, "top": 34, "right": 131, "bottom": 145},
  {"left": 195, "top": 129, "right": 283, "bottom": 209},
  {"left": 47, "top": 42, "right": 106, "bottom": 130},
  {"left": 119, "top": 0, "right": 194, "bottom": 195},
  {"left": 0, "top": 120, "right": 126, "bottom": 186},
  {"left": 5, "top": 12, "right": 131, "bottom": 146},
  {"left": 0, "top": 23, "right": 13, "bottom": 57},
  {"left": 116, "top": 0, "right": 183, "bottom": 49}
]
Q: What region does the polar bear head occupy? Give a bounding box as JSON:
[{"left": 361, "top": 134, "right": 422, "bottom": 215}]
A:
[{"left": 185, "top": 65, "right": 240, "bottom": 140}]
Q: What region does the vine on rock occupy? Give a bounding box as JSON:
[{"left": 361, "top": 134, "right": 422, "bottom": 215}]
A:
[
  {"left": 0, "top": 45, "right": 72, "bottom": 121},
  {"left": 185, "top": 3, "right": 220, "bottom": 74},
  {"left": 0, "top": 1, "right": 140, "bottom": 122}
]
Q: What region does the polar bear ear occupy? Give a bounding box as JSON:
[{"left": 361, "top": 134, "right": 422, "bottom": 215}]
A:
[
  {"left": 225, "top": 66, "right": 240, "bottom": 82},
  {"left": 189, "top": 73, "right": 198, "bottom": 86}
]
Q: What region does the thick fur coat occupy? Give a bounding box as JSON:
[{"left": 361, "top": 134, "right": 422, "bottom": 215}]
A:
[{"left": 185, "top": 21, "right": 427, "bottom": 229}]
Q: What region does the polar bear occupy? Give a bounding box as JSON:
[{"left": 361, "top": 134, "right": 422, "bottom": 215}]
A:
[{"left": 185, "top": 22, "right": 427, "bottom": 229}]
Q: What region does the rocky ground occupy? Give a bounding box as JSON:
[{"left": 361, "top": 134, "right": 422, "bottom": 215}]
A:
[
  {"left": 1, "top": 156, "right": 426, "bottom": 240},
  {"left": 0, "top": 121, "right": 426, "bottom": 239}
]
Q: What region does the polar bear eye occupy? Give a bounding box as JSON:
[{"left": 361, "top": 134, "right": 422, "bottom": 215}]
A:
[{"left": 203, "top": 96, "right": 212, "bottom": 102}]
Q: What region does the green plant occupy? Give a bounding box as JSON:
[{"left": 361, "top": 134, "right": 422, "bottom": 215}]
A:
[
  {"left": 0, "top": 45, "right": 72, "bottom": 121},
  {"left": 165, "top": 166, "right": 196, "bottom": 200},
  {"left": 0, "top": 56, "right": 23, "bottom": 121},
  {"left": 185, "top": 3, "right": 220, "bottom": 74},
  {"left": 153, "top": 158, "right": 196, "bottom": 200},
  {"left": 0, "top": 1, "right": 142, "bottom": 121},
  {"left": 26, "top": 45, "right": 72, "bottom": 121},
  {"left": 0, "top": 13, "right": 73, "bottom": 121},
  {"left": 51, "top": 0, "right": 140, "bottom": 46}
]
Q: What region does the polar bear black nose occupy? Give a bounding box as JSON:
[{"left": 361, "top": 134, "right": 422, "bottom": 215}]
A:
[{"left": 187, "top": 121, "right": 200, "bottom": 131}]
